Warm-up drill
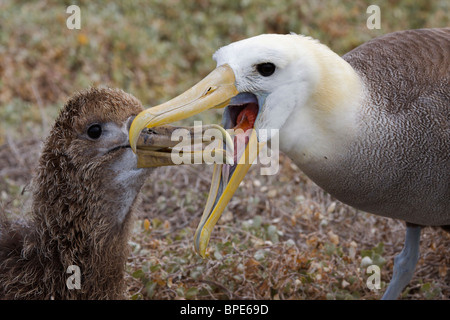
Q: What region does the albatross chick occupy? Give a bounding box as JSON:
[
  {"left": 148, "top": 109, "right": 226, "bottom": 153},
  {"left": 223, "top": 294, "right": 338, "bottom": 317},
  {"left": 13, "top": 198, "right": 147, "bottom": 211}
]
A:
[{"left": 0, "top": 87, "right": 153, "bottom": 299}]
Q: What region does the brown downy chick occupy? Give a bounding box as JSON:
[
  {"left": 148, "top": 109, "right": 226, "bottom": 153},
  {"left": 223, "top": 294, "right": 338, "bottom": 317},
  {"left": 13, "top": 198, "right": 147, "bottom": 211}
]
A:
[{"left": 0, "top": 87, "right": 153, "bottom": 299}]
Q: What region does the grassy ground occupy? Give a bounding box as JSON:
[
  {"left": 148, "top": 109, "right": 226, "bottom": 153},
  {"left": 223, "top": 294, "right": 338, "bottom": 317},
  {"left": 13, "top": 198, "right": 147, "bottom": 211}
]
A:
[{"left": 1, "top": 0, "right": 449, "bottom": 299}]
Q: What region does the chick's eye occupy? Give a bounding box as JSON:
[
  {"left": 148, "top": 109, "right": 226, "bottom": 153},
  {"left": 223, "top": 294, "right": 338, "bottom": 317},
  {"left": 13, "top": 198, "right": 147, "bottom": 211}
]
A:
[
  {"left": 256, "top": 62, "right": 276, "bottom": 77},
  {"left": 87, "top": 124, "right": 102, "bottom": 139}
]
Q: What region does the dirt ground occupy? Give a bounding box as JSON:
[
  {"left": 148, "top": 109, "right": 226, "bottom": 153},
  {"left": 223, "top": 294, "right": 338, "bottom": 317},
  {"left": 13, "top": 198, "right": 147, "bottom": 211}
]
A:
[{"left": 1, "top": 137, "right": 449, "bottom": 300}]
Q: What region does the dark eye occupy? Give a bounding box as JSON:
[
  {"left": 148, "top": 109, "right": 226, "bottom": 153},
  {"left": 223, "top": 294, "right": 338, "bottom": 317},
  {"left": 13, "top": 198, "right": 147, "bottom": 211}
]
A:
[
  {"left": 256, "top": 62, "right": 276, "bottom": 77},
  {"left": 87, "top": 124, "right": 102, "bottom": 139}
]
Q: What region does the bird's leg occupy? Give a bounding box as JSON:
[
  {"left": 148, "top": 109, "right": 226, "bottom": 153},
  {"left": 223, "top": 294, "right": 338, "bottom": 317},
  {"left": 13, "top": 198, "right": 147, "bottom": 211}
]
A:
[{"left": 382, "top": 224, "right": 421, "bottom": 300}]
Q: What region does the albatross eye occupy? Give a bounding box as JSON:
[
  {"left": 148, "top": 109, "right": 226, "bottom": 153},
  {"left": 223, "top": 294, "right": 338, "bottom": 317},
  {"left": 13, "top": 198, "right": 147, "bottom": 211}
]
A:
[
  {"left": 87, "top": 124, "right": 102, "bottom": 139},
  {"left": 256, "top": 62, "right": 276, "bottom": 77}
]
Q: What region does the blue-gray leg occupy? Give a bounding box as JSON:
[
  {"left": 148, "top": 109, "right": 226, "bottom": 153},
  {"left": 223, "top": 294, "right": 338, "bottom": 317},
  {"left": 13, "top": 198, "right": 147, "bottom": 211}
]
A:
[{"left": 381, "top": 224, "right": 421, "bottom": 300}]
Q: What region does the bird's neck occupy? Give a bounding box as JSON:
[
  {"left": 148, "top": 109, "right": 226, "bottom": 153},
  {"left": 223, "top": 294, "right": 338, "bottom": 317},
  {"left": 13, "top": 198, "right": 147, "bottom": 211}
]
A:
[
  {"left": 30, "top": 201, "right": 132, "bottom": 299},
  {"left": 280, "top": 43, "right": 364, "bottom": 165},
  {"left": 26, "top": 170, "right": 134, "bottom": 299}
]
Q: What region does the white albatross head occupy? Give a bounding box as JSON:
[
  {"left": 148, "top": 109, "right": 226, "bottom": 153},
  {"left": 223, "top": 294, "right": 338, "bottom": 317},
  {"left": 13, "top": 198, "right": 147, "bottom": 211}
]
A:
[{"left": 212, "top": 34, "right": 323, "bottom": 140}]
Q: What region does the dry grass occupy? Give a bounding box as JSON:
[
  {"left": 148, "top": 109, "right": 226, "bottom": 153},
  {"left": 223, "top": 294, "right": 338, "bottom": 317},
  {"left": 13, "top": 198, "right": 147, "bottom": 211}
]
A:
[
  {"left": 2, "top": 138, "right": 449, "bottom": 300},
  {"left": 127, "top": 156, "right": 450, "bottom": 300},
  {"left": 1, "top": 0, "right": 449, "bottom": 300}
]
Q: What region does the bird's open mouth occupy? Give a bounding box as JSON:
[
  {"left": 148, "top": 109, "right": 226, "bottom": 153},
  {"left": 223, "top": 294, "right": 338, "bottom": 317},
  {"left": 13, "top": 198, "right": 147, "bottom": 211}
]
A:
[
  {"left": 133, "top": 93, "right": 260, "bottom": 169},
  {"left": 192, "top": 93, "right": 261, "bottom": 256},
  {"left": 129, "top": 64, "right": 265, "bottom": 258},
  {"left": 134, "top": 124, "right": 234, "bottom": 167},
  {"left": 222, "top": 93, "right": 259, "bottom": 170},
  {"left": 133, "top": 93, "right": 262, "bottom": 257}
]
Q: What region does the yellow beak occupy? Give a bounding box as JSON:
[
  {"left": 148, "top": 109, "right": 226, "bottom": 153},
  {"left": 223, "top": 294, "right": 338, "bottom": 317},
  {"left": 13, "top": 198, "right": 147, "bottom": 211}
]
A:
[
  {"left": 129, "top": 64, "right": 238, "bottom": 152},
  {"left": 194, "top": 130, "right": 264, "bottom": 258},
  {"left": 129, "top": 63, "right": 264, "bottom": 259}
]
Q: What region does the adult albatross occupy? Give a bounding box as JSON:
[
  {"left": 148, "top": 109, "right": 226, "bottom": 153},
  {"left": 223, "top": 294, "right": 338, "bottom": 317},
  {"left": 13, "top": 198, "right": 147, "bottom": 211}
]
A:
[{"left": 129, "top": 28, "right": 450, "bottom": 299}]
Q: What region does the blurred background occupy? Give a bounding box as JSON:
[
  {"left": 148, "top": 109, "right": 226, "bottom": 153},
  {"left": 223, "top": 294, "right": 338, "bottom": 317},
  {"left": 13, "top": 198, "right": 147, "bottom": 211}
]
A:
[{"left": 1, "top": 0, "right": 449, "bottom": 299}]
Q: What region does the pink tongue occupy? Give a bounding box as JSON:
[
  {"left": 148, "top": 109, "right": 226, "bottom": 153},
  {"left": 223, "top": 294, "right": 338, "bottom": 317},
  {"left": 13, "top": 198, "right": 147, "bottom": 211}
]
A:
[
  {"left": 233, "top": 131, "right": 251, "bottom": 164},
  {"left": 234, "top": 104, "right": 258, "bottom": 131},
  {"left": 232, "top": 103, "right": 258, "bottom": 164},
  {"left": 223, "top": 129, "right": 251, "bottom": 187}
]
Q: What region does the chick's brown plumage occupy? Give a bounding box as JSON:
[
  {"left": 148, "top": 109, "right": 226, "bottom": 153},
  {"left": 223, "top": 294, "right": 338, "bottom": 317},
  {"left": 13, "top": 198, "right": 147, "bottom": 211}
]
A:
[{"left": 0, "top": 87, "right": 152, "bottom": 299}]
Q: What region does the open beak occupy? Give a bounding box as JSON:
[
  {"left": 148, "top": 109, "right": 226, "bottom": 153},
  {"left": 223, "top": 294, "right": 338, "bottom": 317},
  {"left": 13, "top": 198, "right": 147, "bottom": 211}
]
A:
[
  {"left": 135, "top": 124, "right": 234, "bottom": 167},
  {"left": 130, "top": 64, "right": 238, "bottom": 152},
  {"left": 194, "top": 129, "right": 264, "bottom": 258},
  {"left": 130, "top": 64, "right": 264, "bottom": 258}
]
